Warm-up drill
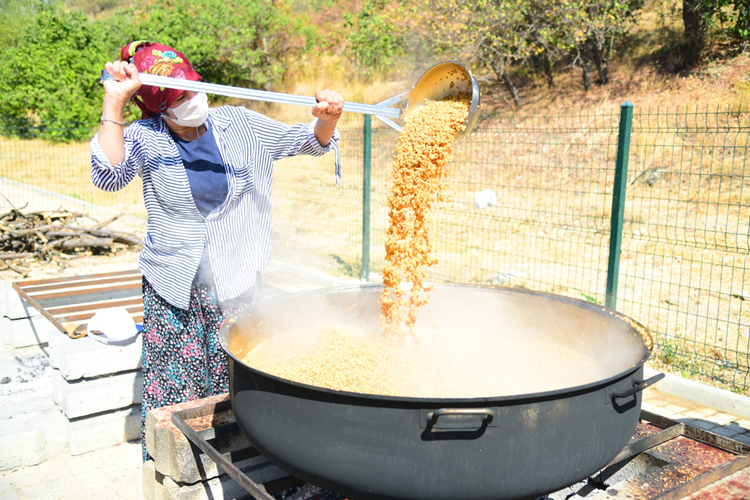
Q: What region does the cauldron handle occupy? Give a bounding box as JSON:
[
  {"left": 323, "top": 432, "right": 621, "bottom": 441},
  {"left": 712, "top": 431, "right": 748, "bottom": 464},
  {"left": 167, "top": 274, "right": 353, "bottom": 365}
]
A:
[
  {"left": 612, "top": 373, "right": 665, "bottom": 400},
  {"left": 421, "top": 408, "right": 496, "bottom": 430}
]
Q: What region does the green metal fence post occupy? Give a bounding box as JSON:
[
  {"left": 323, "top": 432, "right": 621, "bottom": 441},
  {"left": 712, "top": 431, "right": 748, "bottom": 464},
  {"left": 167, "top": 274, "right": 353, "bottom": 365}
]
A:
[
  {"left": 361, "top": 114, "right": 372, "bottom": 281},
  {"left": 605, "top": 101, "right": 634, "bottom": 310}
]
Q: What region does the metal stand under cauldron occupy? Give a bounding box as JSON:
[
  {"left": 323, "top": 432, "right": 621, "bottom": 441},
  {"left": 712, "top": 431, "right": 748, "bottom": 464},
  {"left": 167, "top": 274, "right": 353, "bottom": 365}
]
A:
[{"left": 154, "top": 395, "right": 750, "bottom": 500}]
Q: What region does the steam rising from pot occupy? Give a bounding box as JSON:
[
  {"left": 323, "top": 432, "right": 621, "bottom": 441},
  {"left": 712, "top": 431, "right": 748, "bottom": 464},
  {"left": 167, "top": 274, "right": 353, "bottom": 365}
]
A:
[{"left": 226, "top": 286, "right": 649, "bottom": 399}]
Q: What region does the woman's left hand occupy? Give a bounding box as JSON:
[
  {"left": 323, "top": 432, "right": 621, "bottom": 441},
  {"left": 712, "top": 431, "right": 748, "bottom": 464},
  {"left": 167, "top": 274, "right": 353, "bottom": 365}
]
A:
[{"left": 312, "top": 90, "right": 344, "bottom": 122}]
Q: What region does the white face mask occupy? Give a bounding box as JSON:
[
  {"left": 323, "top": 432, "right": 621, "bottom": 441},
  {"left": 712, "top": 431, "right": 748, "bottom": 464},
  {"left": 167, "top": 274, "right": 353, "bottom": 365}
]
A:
[{"left": 163, "top": 92, "right": 209, "bottom": 127}]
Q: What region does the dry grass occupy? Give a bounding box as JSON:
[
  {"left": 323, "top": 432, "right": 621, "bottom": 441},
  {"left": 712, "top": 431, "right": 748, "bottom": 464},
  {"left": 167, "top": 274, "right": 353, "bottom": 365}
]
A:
[
  {"left": 0, "top": 135, "right": 146, "bottom": 217},
  {"left": 233, "top": 54, "right": 413, "bottom": 124}
]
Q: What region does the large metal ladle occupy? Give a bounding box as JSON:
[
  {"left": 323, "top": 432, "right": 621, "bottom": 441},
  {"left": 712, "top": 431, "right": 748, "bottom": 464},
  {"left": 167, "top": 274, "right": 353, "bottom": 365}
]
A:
[
  {"left": 382, "top": 61, "right": 481, "bottom": 140},
  {"left": 100, "top": 61, "right": 481, "bottom": 139}
]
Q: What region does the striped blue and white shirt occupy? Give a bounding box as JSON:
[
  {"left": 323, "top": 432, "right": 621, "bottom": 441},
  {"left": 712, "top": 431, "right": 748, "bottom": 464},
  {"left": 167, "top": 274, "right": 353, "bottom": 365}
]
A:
[{"left": 90, "top": 106, "right": 340, "bottom": 310}]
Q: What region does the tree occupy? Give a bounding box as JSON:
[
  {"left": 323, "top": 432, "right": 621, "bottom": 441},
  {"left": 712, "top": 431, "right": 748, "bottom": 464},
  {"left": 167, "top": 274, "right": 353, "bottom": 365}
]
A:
[
  {"left": 680, "top": 0, "right": 750, "bottom": 64},
  {"left": 526, "top": 0, "right": 588, "bottom": 89},
  {"left": 682, "top": 0, "right": 714, "bottom": 65},
  {"left": 410, "top": 0, "right": 533, "bottom": 108},
  {"left": 404, "top": 0, "right": 641, "bottom": 105},
  {"left": 343, "top": 0, "right": 403, "bottom": 77},
  {"left": 0, "top": 4, "right": 113, "bottom": 139},
  {"left": 712, "top": 0, "right": 750, "bottom": 52},
  {"left": 409, "top": 0, "right": 608, "bottom": 106},
  {"left": 0, "top": 0, "right": 35, "bottom": 48},
  {"left": 128, "top": 0, "right": 318, "bottom": 90},
  {"left": 0, "top": 0, "right": 319, "bottom": 139},
  {"left": 574, "top": 0, "right": 641, "bottom": 88}
]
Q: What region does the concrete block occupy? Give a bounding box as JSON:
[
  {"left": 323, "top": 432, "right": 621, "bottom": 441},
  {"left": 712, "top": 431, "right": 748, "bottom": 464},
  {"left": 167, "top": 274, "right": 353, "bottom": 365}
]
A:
[
  {"left": 0, "top": 394, "right": 55, "bottom": 422},
  {"left": 67, "top": 406, "right": 141, "bottom": 455},
  {"left": 142, "top": 460, "right": 158, "bottom": 500},
  {"left": 0, "top": 284, "right": 55, "bottom": 349},
  {"left": 710, "top": 425, "right": 743, "bottom": 438},
  {"left": 0, "top": 345, "right": 68, "bottom": 470},
  {"left": 48, "top": 330, "right": 142, "bottom": 381},
  {"left": 645, "top": 366, "right": 750, "bottom": 420},
  {"left": 0, "top": 284, "right": 43, "bottom": 321},
  {"left": 0, "top": 377, "right": 57, "bottom": 423},
  {"left": 144, "top": 454, "right": 288, "bottom": 500},
  {"left": 52, "top": 367, "right": 142, "bottom": 419},
  {"left": 1, "top": 316, "right": 57, "bottom": 349},
  {"left": 0, "top": 408, "right": 68, "bottom": 470},
  {"left": 731, "top": 433, "right": 750, "bottom": 446}
]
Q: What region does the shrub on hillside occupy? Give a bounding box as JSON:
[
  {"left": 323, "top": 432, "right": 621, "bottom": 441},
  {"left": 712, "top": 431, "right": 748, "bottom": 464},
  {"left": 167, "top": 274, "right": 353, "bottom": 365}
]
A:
[
  {"left": 127, "top": 0, "right": 318, "bottom": 91},
  {"left": 0, "top": 0, "right": 317, "bottom": 141},
  {"left": 0, "top": 5, "right": 113, "bottom": 140},
  {"left": 343, "top": 0, "right": 403, "bottom": 77}
]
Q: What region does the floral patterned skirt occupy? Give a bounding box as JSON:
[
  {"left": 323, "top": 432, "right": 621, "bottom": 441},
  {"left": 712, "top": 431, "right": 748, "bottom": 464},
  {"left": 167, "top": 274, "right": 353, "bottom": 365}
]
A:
[{"left": 140, "top": 277, "right": 255, "bottom": 461}]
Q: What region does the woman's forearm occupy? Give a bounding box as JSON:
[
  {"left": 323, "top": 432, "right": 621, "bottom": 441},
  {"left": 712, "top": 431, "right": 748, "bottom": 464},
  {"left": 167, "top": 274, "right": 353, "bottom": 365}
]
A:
[
  {"left": 314, "top": 118, "right": 338, "bottom": 147},
  {"left": 98, "top": 95, "right": 129, "bottom": 165},
  {"left": 97, "top": 61, "right": 141, "bottom": 165}
]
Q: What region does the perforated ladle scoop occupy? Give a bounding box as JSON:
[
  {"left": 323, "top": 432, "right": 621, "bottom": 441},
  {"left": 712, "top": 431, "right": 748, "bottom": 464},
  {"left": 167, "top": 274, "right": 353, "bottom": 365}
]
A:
[{"left": 100, "top": 61, "right": 481, "bottom": 139}]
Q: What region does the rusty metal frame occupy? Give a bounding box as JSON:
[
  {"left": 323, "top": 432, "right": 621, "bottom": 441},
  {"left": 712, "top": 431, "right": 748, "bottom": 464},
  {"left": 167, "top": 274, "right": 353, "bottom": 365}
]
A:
[
  {"left": 171, "top": 401, "right": 298, "bottom": 500},
  {"left": 12, "top": 269, "right": 143, "bottom": 337},
  {"left": 593, "top": 409, "right": 750, "bottom": 499},
  {"left": 642, "top": 410, "right": 750, "bottom": 500}
]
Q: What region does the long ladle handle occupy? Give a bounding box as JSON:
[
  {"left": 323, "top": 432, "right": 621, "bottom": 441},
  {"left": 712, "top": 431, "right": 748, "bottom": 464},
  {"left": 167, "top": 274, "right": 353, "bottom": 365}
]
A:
[{"left": 100, "top": 70, "right": 402, "bottom": 120}]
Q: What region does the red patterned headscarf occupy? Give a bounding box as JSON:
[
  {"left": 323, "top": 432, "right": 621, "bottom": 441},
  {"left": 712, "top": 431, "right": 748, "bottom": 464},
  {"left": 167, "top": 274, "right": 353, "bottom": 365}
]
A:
[{"left": 120, "top": 40, "right": 202, "bottom": 119}]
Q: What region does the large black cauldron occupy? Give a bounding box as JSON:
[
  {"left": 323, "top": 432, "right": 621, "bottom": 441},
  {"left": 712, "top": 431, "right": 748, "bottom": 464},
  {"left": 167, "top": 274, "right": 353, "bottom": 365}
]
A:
[{"left": 220, "top": 285, "right": 662, "bottom": 500}]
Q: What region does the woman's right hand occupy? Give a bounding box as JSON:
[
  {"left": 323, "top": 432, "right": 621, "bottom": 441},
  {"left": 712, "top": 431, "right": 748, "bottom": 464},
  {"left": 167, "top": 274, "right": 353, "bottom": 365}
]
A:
[
  {"left": 99, "top": 61, "right": 141, "bottom": 165},
  {"left": 102, "top": 61, "right": 141, "bottom": 104}
]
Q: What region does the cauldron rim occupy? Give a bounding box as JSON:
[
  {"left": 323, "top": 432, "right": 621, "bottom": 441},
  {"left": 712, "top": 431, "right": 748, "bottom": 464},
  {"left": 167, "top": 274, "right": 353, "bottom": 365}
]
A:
[{"left": 219, "top": 283, "right": 652, "bottom": 404}]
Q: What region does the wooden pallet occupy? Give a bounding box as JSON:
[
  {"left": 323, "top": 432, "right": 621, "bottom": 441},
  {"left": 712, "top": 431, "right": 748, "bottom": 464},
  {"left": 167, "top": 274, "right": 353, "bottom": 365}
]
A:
[{"left": 13, "top": 269, "right": 143, "bottom": 338}]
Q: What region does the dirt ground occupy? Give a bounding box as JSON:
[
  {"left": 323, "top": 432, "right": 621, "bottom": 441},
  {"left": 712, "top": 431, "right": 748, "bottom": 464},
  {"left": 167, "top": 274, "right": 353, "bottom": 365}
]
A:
[{"left": 0, "top": 248, "right": 142, "bottom": 285}]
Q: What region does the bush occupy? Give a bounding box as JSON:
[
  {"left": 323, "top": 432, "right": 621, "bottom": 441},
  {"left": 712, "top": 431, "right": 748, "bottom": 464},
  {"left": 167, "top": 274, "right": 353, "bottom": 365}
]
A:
[
  {"left": 0, "top": 5, "right": 113, "bottom": 140},
  {"left": 343, "top": 0, "right": 403, "bottom": 77},
  {"left": 124, "top": 0, "right": 318, "bottom": 90},
  {"left": 0, "top": 0, "right": 317, "bottom": 140},
  {"left": 0, "top": 0, "right": 35, "bottom": 48}
]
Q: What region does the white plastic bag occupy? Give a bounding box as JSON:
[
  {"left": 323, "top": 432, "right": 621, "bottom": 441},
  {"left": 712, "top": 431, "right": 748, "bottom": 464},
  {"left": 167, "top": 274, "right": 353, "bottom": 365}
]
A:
[{"left": 474, "top": 189, "right": 497, "bottom": 209}]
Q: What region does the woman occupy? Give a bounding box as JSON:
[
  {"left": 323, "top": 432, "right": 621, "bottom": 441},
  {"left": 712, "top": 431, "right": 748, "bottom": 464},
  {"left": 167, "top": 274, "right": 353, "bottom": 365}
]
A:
[{"left": 90, "top": 40, "right": 344, "bottom": 460}]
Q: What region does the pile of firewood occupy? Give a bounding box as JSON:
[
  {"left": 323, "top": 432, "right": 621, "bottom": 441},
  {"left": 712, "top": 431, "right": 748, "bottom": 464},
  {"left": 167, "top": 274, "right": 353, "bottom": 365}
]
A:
[{"left": 0, "top": 208, "right": 143, "bottom": 275}]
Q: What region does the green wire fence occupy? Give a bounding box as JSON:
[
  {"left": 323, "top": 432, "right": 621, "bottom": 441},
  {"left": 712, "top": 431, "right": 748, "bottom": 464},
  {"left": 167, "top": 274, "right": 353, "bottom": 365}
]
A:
[{"left": 1, "top": 103, "right": 748, "bottom": 392}]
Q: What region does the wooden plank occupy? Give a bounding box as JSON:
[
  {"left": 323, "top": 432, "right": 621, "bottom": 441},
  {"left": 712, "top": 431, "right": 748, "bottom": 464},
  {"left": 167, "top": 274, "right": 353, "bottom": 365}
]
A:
[
  {"left": 18, "top": 274, "right": 142, "bottom": 294},
  {"left": 13, "top": 269, "right": 144, "bottom": 338},
  {"left": 27, "top": 282, "right": 142, "bottom": 303},
  {"left": 31, "top": 289, "right": 141, "bottom": 311},
  {"left": 14, "top": 269, "right": 141, "bottom": 288},
  {"left": 46, "top": 297, "right": 144, "bottom": 316}
]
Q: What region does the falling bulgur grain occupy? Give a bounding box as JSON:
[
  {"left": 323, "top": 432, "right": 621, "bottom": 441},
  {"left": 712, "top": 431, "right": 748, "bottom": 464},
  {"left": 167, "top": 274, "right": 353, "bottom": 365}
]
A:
[{"left": 380, "top": 99, "right": 469, "bottom": 340}]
